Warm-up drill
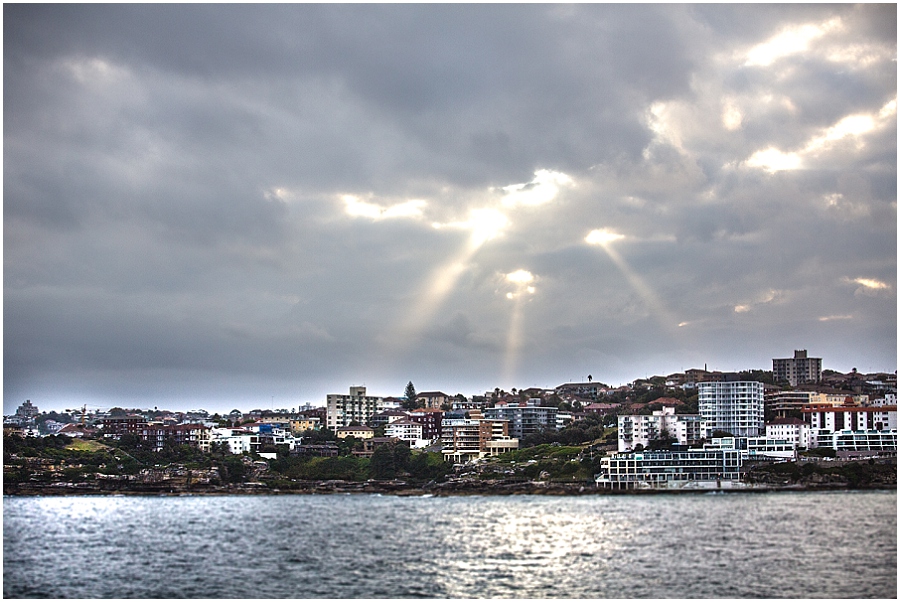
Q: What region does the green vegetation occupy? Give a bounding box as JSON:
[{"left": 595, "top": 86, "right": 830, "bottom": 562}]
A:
[
  {"left": 402, "top": 381, "right": 419, "bottom": 410},
  {"left": 518, "top": 414, "right": 616, "bottom": 448},
  {"left": 4, "top": 433, "right": 453, "bottom": 489},
  {"left": 467, "top": 443, "right": 603, "bottom": 483}
]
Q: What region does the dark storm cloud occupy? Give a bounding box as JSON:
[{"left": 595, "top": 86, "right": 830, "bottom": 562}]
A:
[{"left": 4, "top": 4, "right": 896, "bottom": 413}]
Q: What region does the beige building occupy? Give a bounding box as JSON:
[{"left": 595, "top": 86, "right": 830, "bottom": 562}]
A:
[
  {"left": 336, "top": 425, "right": 375, "bottom": 439},
  {"left": 773, "top": 350, "right": 822, "bottom": 386},
  {"left": 327, "top": 386, "right": 387, "bottom": 431},
  {"left": 290, "top": 417, "right": 321, "bottom": 434},
  {"left": 416, "top": 391, "right": 451, "bottom": 409},
  {"left": 441, "top": 416, "right": 518, "bottom": 463}
]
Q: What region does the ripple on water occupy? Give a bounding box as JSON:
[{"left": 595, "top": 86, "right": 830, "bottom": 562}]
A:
[{"left": 3, "top": 491, "right": 896, "bottom": 598}]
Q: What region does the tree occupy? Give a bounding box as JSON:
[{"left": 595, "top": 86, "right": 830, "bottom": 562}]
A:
[
  {"left": 369, "top": 441, "right": 412, "bottom": 480},
  {"left": 403, "top": 381, "right": 418, "bottom": 410},
  {"left": 407, "top": 451, "right": 451, "bottom": 482}
]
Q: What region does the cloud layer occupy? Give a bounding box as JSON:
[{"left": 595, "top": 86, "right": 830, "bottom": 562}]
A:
[{"left": 5, "top": 4, "right": 896, "bottom": 412}]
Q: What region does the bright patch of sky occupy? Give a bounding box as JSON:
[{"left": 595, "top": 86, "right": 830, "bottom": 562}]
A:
[
  {"left": 585, "top": 229, "right": 626, "bottom": 246},
  {"left": 500, "top": 169, "right": 574, "bottom": 208},
  {"left": 743, "top": 17, "right": 842, "bottom": 67},
  {"left": 342, "top": 195, "right": 427, "bottom": 221}
]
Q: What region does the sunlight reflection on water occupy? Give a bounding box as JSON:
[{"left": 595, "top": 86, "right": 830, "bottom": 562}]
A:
[{"left": 4, "top": 491, "right": 896, "bottom": 598}]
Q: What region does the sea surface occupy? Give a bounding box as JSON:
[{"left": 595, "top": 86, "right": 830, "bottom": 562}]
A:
[{"left": 3, "top": 490, "right": 896, "bottom": 598}]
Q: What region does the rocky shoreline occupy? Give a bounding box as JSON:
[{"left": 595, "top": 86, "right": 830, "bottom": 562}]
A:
[
  {"left": 6, "top": 457, "right": 895, "bottom": 497},
  {"left": 5, "top": 477, "right": 895, "bottom": 497}
]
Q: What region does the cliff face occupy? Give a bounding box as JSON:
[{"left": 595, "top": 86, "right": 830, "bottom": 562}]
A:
[{"left": 743, "top": 459, "right": 896, "bottom": 489}]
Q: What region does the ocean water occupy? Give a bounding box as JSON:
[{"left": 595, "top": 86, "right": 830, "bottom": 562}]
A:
[{"left": 3, "top": 490, "right": 896, "bottom": 598}]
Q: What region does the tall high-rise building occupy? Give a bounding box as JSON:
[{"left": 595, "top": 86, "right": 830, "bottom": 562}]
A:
[
  {"left": 773, "top": 350, "right": 822, "bottom": 386},
  {"left": 699, "top": 381, "right": 764, "bottom": 437}
]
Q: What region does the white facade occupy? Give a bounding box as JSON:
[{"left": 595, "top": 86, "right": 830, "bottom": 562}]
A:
[
  {"left": 209, "top": 428, "right": 258, "bottom": 454},
  {"left": 705, "top": 436, "right": 797, "bottom": 461},
  {"left": 617, "top": 407, "right": 702, "bottom": 452},
  {"left": 699, "top": 381, "right": 764, "bottom": 438},
  {"left": 766, "top": 421, "right": 812, "bottom": 450},
  {"left": 873, "top": 393, "right": 897, "bottom": 407},
  {"left": 813, "top": 429, "right": 897, "bottom": 451},
  {"left": 326, "top": 386, "right": 386, "bottom": 431},
  {"left": 596, "top": 449, "right": 744, "bottom": 490},
  {"left": 385, "top": 420, "right": 425, "bottom": 446},
  {"left": 804, "top": 406, "right": 897, "bottom": 432}
]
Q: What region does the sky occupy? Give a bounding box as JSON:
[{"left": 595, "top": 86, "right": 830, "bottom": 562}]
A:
[{"left": 4, "top": 4, "right": 897, "bottom": 414}]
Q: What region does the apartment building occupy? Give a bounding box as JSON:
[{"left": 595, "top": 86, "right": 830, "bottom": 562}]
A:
[
  {"left": 596, "top": 449, "right": 743, "bottom": 490},
  {"left": 803, "top": 405, "right": 897, "bottom": 432},
  {"left": 483, "top": 399, "right": 558, "bottom": 439},
  {"left": 408, "top": 408, "right": 443, "bottom": 439},
  {"left": 765, "top": 390, "right": 819, "bottom": 418},
  {"left": 369, "top": 409, "right": 411, "bottom": 429},
  {"left": 384, "top": 420, "right": 426, "bottom": 447},
  {"left": 766, "top": 418, "right": 812, "bottom": 450},
  {"left": 617, "top": 406, "right": 702, "bottom": 452},
  {"left": 416, "top": 391, "right": 450, "bottom": 409},
  {"left": 699, "top": 381, "right": 764, "bottom": 437},
  {"left": 100, "top": 415, "right": 147, "bottom": 438},
  {"left": 773, "top": 350, "right": 822, "bottom": 386},
  {"left": 704, "top": 436, "right": 797, "bottom": 461},
  {"left": 813, "top": 430, "right": 897, "bottom": 452},
  {"left": 441, "top": 415, "right": 518, "bottom": 463},
  {"left": 209, "top": 427, "right": 259, "bottom": 454},
  {"left": 800, "top": 405, "right": 897, "bottom": 451},
  {"left": 326, "top": 386, "right": 390, "bottom": 431}
]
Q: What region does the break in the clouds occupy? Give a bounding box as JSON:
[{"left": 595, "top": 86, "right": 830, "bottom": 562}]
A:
[{"left": 4, "top": 4, "right": 896, "bottom": 413}]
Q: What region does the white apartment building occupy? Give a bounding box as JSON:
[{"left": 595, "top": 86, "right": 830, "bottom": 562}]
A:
[
  {"left": 385, "top": 420, "right": 428, "bottom": 448},
  {"left": 814, "top": 429, "right": 897, "bottom": 452},
  {"left": 800, "top": 405, "right": 897, "bottom": 452},
  {"left": 209, "top": 427, "right": 259, "bottom": 454},
  {"left": 872, "top": 393, "right": 897, "bottom": 407},
  {"left": 699, "top": 381, "right": 764, "bottom": 438},
  {"left": 766, "top": 418, "right": 812, "bottom": 450},
  {"left": 326, "top": 386, "right": 388, "bottom": 431},
  {"left": 803, "top": 405, "right": 897, "bottom": 432},
  {"left": 705, "top": 436, "right": 797, "bottom": 461},
  {"left": 596, "top": 448, "right": 744, "bottom": 490},
  {"left": 617, "top": 407, "right": 702, "bottom": 452}
]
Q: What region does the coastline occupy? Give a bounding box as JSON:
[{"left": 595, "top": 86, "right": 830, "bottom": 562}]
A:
[{"left": 5, "top": 479, "right": 896, "bottom": 497}]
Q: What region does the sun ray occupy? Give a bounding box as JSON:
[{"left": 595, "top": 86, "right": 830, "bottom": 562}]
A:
[
  {"left": 585, "top": 230, "right": 679, "bottom": 333},
  {"left": 503, "top": 295, "right": 525, "bottom": 386},
  {"left": 501, "top": 270, "right": 536, "bottom": 385},
  {"left": 377, "top": 209, "right": 511, "bottom": 364}
]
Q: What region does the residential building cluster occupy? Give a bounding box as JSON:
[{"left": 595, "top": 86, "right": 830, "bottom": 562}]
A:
[{"left": 4, "top": 351, "right": 896, "bottom": 479}]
